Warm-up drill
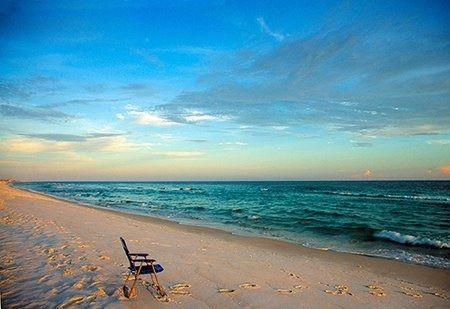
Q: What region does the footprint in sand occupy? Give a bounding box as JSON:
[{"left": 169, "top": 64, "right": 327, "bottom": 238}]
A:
[
  {"left": 430, "top": 292, "right": 447, "bottom": 299},
  {"left": 367, "top": 284, "right": 386, "bottom": 297},
  {"left": 170, "top": 283, "right": 191, "bottom": 289},
  {"left": 403, "top": 292, "right": 423, "bottom": 298},
  {"left": 45, "top": 247, "right": 57, "bottom": 254},
  {"left": 83, "top": 288, "right": 107, "bottom": 303},
  {"left": 218, "top": 288, "right": 235, "bottom": 293},
  {"left": 325, "top": 285, "right": 353, "bottom": 296},
  {"left": 58, "top": 296, "right": 85, "bottom": 308},
  {"left": 73, "top": 278, "right": 86, "bottom": 289},
  {"left": 90, "top": 280, "right": 102, "bottom": 287},
  {"left": 81, "top": 265, "right": 98, "bottom": 272},
  {"left": 38, "top": 274, "right": 52, "bottom": 284},
  {"left": 293, "top": 284, "right": 308, "bottom": 290},
  {"left": 277, "top": 289, "right": 295, "bottom": 295},
  {"left": 93, "top": 287, "right": 107, "bottom": 297},
  {"left": 287, "top": 272, "right": 301, "bottom": 279},
  {"left": 170, "top": 283, "right": 191, "bottom": 295},
  {"left": 63, "top": 268, "right": 76, "bottom": 276},
  {"left": 239, "top": 283, "right": 260, "bottom": 289},
  {"left": 281, "top": 268, "right": 302, "bottom": 279}
]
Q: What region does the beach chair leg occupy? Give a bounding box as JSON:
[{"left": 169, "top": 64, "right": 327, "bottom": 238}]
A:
[
  {"left": 122, "top": 272, "right": 132, "bottom": 298},
  {"left": 150, "top": 264, "right": 166, "bottom": 296},
  {"left": 129, "top": 266, "right": 142, "bottom": 298}
]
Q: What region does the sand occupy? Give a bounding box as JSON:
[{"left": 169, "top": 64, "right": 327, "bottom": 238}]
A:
[{"left": 0, "top": 181, "right": 449, "bottom": 308}]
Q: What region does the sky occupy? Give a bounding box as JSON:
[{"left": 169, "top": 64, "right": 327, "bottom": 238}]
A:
[{"left": 0, "top": 0, "right": 449, "bottom": 181}]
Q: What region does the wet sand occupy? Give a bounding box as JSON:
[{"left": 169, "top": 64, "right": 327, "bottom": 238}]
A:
[{"left": 0, "top": 181, "right": 449, "bottom": 308}]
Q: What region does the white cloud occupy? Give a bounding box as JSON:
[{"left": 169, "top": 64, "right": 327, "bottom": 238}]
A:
[
  {"left": 128, "top": 110, "right": 177, "bottom": 126},
  {"left": 219, "top": 141, "right": 247, "bottom": 146},
  {"left": 359, "top": 124, "right": 442, "bottom": 137},
  {"left": 185, "top": 114, "right": 217, "bottom": 122},
  {"left": 182, "top": 109, "right": 231, "bottom": 123},
  {"left": 256, "top": 17, "right": 285, "bottom": 41},
  {"left": 0, "top": 138, "right": 48, "bottom": 153},
  {"left": 116, "top": 113, "right": 125, "bottom": 121},
  {"left": 154, "top": 133, "right": 179, "bottom": 141},
  {"left": 0, "top": 135, "right": 148, "bottom": 154},
  {"left": 426, "top": 139, "right": 450, "bottom": 145},
  {"left": 271, "top": 125, "right": 288, "bottom": 131},
  {"left": 163, "top": 151, "right": 205, "bottom": 157}
]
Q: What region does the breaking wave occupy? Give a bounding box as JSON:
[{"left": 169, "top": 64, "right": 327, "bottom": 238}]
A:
[{"left": 374, "top": 230, "right": 449, "bottom": 249}]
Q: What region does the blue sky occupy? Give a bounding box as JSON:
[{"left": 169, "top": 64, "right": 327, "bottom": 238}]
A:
[{"left": 0, "top": 0, "right": 449, "bottom": 180}]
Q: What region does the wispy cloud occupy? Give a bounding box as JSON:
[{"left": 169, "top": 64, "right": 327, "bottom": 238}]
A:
[
  {"left": 0, "top": 104, "right": 73, "bottom": 121},
  {"left": 126, "top": 105, "right": 177, "bottom": 126},
  {"left": 183, "top": 110, "right": 219, "bottom": 123},
  {"left": 84, "top": 83, "right": 107, "bottom": 94},
  {"left": 162, "top": 151, "right": 205, "bottom": 158},
  {"left": 0, "top": 76, "right": 63, "bottom": 100},
  {"left": 129, "top": 110, "right": 176, "bottom": 126},
  {"left": 219, "top": 141, "right": 247, "bottom": 146},
  {"left": 351, "top": 141, "right": 373, "bottom": 148},
  {"left": 256, "top": 17, "right": 285, "bottom": 41},
  {"left": 38, "top": 97, "right": 128, "bottom": 109},
  {"left": 147, "top": 46, "right": 223, "bottom": 56},
  {"left": 19, "top": 132, "right": 124, "bottom": 142},
  {"left": 120, "top": 83, "right": 154, "bottom": 92},
  {"left": 153, "top": 16, "right": 450, "bottom": 137},
  {"left": 1, "top": 134, "right": 146, "bottom": 154},
  {"left": 427, "top": 139, "right": 450, "bottom": 145},
  {"left": 186, "top": 139, "right": 208, "bottom": 143},
  {"left": 132, "top": 48, "right": 164, "bottom": 67}
]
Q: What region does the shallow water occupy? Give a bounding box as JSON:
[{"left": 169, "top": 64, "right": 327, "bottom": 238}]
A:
[{"left": 15, "top": 181, "right": 450, "bottom": 268}]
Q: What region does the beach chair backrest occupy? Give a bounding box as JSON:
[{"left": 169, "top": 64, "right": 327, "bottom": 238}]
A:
[{"left": 120, "top": 237, "right": 134, "bottom": 269}]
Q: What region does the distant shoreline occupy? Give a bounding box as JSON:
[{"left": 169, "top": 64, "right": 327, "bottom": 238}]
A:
[{"left": 12, "top": 179, "right": 450, "bottom": 183}]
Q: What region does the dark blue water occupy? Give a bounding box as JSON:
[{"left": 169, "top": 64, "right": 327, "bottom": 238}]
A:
[{"left": 15, "top": 181, "right": 450, "bottom": 268}]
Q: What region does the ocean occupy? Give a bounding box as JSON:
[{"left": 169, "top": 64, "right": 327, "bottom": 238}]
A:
[{"left": 14, "top": 181, "right": 450, "bottom": 268}]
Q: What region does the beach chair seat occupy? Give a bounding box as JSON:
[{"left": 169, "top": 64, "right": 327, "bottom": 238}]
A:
[
  {"left": 120, "top": 237, "right": 166, "bottom": 298},
  {"left": 130, "top": 263, "right": 164, "bottom": 274}
]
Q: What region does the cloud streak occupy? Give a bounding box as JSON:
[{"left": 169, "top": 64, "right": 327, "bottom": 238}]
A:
[
  {"left": 19, "top": 132, "right": 124, "bottom": 142},
  {"left": 0, "top": 104, "right": 73, "bottom": 121},
  {"left": 151, "top": 15, "right": 450, "bottom": 137},
  {"left": 256, "top": 17, "right": 285, "bottom": 41},
  {"left": 162, "top": 151, "right": 205, "bottom": 158}
]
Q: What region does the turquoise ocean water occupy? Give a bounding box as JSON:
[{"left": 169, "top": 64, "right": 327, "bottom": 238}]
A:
[{"left": 15, "top": 181, "right": 449, "bottom": 268}]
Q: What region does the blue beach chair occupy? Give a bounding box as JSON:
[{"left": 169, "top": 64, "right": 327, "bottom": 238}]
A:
[{"left": 120, "top": 237, "right": 166, "bottom": 298}]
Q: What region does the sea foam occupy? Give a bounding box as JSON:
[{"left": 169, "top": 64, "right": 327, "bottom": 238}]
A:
[{"left": 374, "top": 230, "right": 449, "bottom": 249}]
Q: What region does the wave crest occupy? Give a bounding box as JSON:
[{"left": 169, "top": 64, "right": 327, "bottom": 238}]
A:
[
  {"left": 324, "top": 191, "right": 449, "bottom": 203},
  {"left": 374, "top": 230, "right": 449, "bottom": 249}
]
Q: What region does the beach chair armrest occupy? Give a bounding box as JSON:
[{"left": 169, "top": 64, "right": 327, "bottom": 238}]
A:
[
  {"left": 133, "top": 258, "right": 156, "bottom": 264},
  {"left": 129, "top": 253, "right": 149, "bottom": 257}
]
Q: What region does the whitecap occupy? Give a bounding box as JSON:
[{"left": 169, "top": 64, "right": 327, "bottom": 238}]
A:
[
  {"left": 374, "top": 230, "right": 449, "bottom": 249},
  {"left": 248, "top": 215, "right": 260, "bottom": 220}
]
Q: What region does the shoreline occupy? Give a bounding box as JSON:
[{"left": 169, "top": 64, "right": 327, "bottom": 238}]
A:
[
  {"left": 8, "top": 182, "right": 450, "bottom": 282},
  {"left": 1, "top": 181, "right": 449, "bottom": 307},
  {"left": 11, "top": 182, "right": 448, "bottom": 271}
]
